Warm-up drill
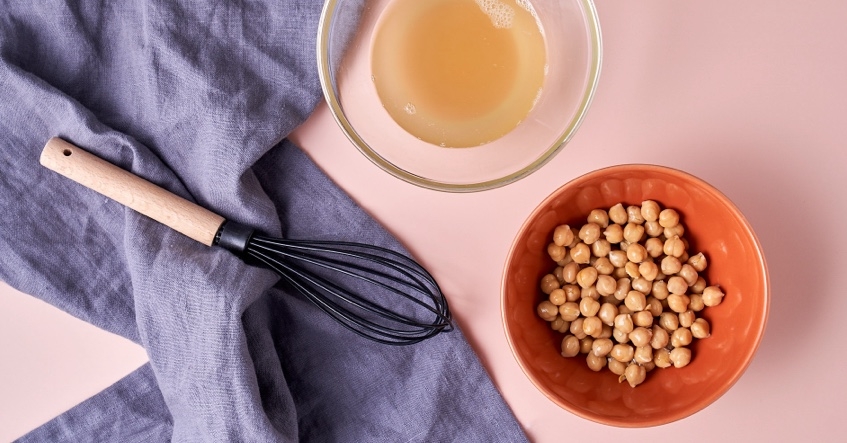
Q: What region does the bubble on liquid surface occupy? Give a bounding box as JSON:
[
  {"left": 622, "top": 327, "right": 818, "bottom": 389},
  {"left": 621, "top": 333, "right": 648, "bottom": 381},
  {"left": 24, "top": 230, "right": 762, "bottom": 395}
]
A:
[
  {"left": 404, "top": 103, "right": 417, "bottom": 114},
  {"left": 474, "top": 0, "right": 515, "bottom": 29}
]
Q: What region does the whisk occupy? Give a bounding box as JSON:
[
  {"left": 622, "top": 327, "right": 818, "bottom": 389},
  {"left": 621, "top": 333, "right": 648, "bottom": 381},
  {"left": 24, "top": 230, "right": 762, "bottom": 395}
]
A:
[{"left": 40, "top": 138, "right": 452, "bottom": 345}]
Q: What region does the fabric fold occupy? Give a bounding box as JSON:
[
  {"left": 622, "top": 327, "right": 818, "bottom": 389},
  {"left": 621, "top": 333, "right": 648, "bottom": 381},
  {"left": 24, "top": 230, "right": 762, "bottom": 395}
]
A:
[{"left": 0, "top": 1, "right": 528, "bottom": 441}]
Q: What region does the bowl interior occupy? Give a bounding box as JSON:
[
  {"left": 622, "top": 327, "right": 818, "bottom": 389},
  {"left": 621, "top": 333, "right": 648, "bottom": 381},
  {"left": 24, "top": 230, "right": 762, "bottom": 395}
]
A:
[
  {"left": 502, "top": 165, "right": 769, "bottom": 427},
  {"left": 318, "top": 0, "right": 602, "bottom": 191}
]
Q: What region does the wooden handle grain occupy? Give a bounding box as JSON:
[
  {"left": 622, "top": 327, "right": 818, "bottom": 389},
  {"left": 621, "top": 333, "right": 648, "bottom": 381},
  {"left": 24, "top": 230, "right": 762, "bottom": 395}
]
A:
[{"left": 40, "top": 137, "right": 225, "bottom": 246}]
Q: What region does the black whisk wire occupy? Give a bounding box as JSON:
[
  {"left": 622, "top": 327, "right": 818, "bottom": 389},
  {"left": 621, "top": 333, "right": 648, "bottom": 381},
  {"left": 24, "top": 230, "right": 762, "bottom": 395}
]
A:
[{"left": 243, "top": 234, "right": 453, "bottom": 345}]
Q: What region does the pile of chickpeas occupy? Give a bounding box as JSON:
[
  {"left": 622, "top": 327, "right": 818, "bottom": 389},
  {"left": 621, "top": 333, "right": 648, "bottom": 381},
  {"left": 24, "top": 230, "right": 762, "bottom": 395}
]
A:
[{"left": 535, "top": 201, "right": 724, "bottom": 387}]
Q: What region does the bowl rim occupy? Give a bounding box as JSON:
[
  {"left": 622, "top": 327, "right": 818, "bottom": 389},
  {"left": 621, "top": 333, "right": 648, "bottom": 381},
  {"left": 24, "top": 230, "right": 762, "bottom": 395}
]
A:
[
  {"left": 500, "top": 163, "right": 771, "bottom": 427},
  {"left": 316, "top": 0, "right": 604, "bottom": 193}
]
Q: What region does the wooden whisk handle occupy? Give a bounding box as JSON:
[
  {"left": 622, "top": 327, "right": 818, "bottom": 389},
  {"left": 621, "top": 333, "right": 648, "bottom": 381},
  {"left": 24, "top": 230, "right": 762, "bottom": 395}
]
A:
[{"left": 40, "top": 137, "right": 225, "bottom": 246}]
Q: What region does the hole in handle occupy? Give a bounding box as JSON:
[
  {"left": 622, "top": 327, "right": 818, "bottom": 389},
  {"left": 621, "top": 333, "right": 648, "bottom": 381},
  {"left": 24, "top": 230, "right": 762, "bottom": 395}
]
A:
[{"left": 63, "top": 149, "right": 72, "bottom": 156}]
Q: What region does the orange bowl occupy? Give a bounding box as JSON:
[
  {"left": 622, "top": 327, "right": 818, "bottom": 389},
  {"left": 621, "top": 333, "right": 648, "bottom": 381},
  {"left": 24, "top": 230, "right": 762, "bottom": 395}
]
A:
[{"left": 501, "top": 164, "right": 770, "bottom": 427}]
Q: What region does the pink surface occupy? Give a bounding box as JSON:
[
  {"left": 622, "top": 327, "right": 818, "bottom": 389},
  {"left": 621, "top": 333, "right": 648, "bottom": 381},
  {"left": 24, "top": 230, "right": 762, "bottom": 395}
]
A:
[{"left": 2, "top": 0, "right": 847, "bottom": 441}]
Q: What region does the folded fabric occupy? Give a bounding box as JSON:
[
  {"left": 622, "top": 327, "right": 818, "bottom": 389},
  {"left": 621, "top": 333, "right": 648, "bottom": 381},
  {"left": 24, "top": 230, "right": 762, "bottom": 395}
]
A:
[{"left": 0, "top": 1, "right": 527, "bottom": 441}]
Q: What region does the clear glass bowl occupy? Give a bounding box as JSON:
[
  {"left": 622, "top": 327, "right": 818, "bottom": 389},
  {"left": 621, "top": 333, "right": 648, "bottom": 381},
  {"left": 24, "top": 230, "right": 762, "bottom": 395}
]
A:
[{"left": 317, "top": 0, "right": 602, "bottom": 192}]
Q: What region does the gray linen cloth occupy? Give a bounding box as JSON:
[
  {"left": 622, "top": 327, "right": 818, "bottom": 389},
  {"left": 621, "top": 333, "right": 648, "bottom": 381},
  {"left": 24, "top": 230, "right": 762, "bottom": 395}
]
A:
[{"left": 0, "top": 1, "right": 528, "bottom": 441}]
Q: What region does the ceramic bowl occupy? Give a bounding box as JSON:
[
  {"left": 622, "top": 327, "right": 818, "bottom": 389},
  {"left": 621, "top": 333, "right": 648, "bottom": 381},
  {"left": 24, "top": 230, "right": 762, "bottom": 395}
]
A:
[
  {"left": 317, "top": 0, "right": 602, "bottom": 192},
  {"left": 501, "top": 164, "right": 770, "bottom": 427}
]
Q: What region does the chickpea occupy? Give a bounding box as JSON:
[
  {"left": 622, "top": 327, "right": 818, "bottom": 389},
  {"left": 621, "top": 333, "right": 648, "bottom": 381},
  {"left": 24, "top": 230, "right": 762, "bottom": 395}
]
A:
[
  {"left": 688, "top": 252, "right": 708, "bottom": 272},
  {"left": 576, "top": 267, "right": 599, "bottom": 289},
  {"left": 688, "top": 293, "right": 705, "bottom": 312},
  {"left": 591, "top": 239, "right": 612, "bottom": 258},
  {"left": 548, "top": 288, "right": 566, "bottom": 305},
  {"left": 645, "top": 296, "right": 663, "bottom": 317},
  {"left": 669, "top": 347, "right": 692, "bottom": 368},
  {"left": 624, "top": 290, "right": 647, "bottom": 312},
  {"left": 702, "top": 286, "right": 725, "bottom": 307},
  {"left": 651, "top": 280, "right": 670, "bottom": 300},
  {"left": 540, "top": 274, "right": 560, "bottom": 294},
  {"left": 581, "top": 285, "right": 600, "bottom": 300},
  {"left": 550, "top": 316, "right": 570, "bottom": 333},
  {"left": 623, "top": 223, "right": 645, "bottom": 243},
  {"left": 603, "top": 224, "right": 624, "bottom": 244},
  {"left": 578, "top": 223, "right": 602, "bottom": 245},
  {"left": 638, "top": 261, "right": 659, "bottom": 281},
  {"left": 641, "top": 200, "right": 660, "bottom": 222},
  {"left": 644, "top": 220, "right": 664, "bottom": 238},
  {"left": 624, "top": 261, "right": 641, "bottom": 279},
  {"left": 663, "top": 236, "right": 685, "bottom": 258},
  {"left": 645, "top": 237, "right": 664, "bottom": 257},
  {"left": 547, "top": 243, "right": 566, "bottom": 262},
  {"left": 667, "top": 294, "right": 691, "bottom": 313},
  {"left": 650, "top": 325, "right": 670, "bottom": 349},
  {"left": 691, "top": 318, "right": 711, "bottom": 338},
  {"left": 553, "top": 224, "right": 575, "bottom": 247},
  {"left": 537, "top": 300, "right": 558, "bottom": 321},
  {"left": 592, "top": 338, "right": 614, "bottom": 357},
  {"left": 612, "top": 266, "right": 628, "bottom": 279},
  {"left": 608, "top": 358, "right": 627, "bottom": 376},
  {"left": 613, "top": 327, "right": 630, "bottom": 344},
  {"left": 587, "top": 209, "right": 610, "bottom": 228},
  {"left": 661, "top": 255, "right": 682, "bottom": 275},
  {"left": 570, "top": 242, "right": 591, "bottom": 264},
  {"left": 678, "top": 310, "right": 696, "bottom": 328},
  {"left": 563, "top": 284, "right": 581, "bottom": 302},
  {"left": 667, "top": 276, "right": 688, "bottom": 295},
  {"left": 561, "top": 335, "right": 580, "bottom": 357},
  {"left": 690, "top": 276, "right": 707, "bottom": 294},
  {"left": 631, "top": 277, "right": 653, "bottom": 295},
  {"left": 583, "top": 316, "right": 604, "bottom": 338},
  {"left": 654, "top": 348, "right": 672, "bottom": 368},
  {"left": 559, "top": 302, "right": 581, "bottom": 321},
  {"left": 632, "top": 310, "right": 654, "bottom": 328},
  {"left": 664, "top": 224, "right": 685, "bottom": 239},
  {"left": 614, "top": 278, "right": 632, "bottom": 301},
  {"left": 671, "top": 327, "right": 693, "bottom": 348},
  {"left": 626, "top": 243, "right": 648, "bottom": 263},
  {"left": 609, "top": 203, "right": 628, "bottom": 225},
  {"left": 642, "top": 360, "right": 656, "bottom": 372},
  {"left": 608, "top": 250, "right": 627, "bottom": 268},
  {"left": 658, "top": 208, "right": 680, "bottom": 228},
  {"left": 611, "top": 344, "right": 635, "bottom": 363},
  {"left": 678, "top": 264, "right": 699, "bottom": 286},
  {"left": 596, "top": 275, "right": 617, "bottom": 296},
  {"left": 593, "top": 257, "right": 614, "bottom": 275},
  {"left": 598, "top": 303, "right": 618, "bottom": 326},
  {"left": 586, "top": 352, "right": 607, "bottom": 371},
  {"left": 634, "top": 345, "right": 653, "bottom": 364},
  {"left": 561, "top": 262, "right": 579, "bottom": 284},
  {"left": 563, "top": 317, "right": 588, "bottom": 340},
  {"left": 659, "top": 312, "right": 679, "bottom": 331},
  {"left": 579, "top": 297, "right": 601, "bottom": 317},
  {"left": 627, "top": 206, "right": 645, "bottom": 224},
  {"left": 579, "top": 336, "right": 594, "bottom": 354},
  {"left": 629, "top": 327, "right": 653, "bottom": 348},
  {"left": 557, "top": 253, "right": 573, "bottom": 267},
  {"left": 614, "top": 313, "right": 634, "bottom": 334},
  {"left": 624, "top": 363, "right": 647, "bottom": 388}
]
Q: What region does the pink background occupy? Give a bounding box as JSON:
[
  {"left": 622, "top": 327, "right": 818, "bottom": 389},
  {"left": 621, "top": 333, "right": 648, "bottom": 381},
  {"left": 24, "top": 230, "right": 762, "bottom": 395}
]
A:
[{"left": 2, "top": 0, "right": 846, "bottom": 440}]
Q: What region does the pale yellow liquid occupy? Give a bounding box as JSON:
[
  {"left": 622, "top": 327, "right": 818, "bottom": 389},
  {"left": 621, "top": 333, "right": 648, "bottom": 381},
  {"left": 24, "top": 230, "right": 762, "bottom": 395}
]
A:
[{"left": 371, "top": 0, "right": 547, "bottom": 148}]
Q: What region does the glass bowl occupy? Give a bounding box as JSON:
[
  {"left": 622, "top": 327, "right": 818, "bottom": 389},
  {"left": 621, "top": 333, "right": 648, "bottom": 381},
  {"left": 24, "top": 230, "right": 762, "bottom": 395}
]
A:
[{"left": 317, "top": 0, "right": 602, "bottom": 192}]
